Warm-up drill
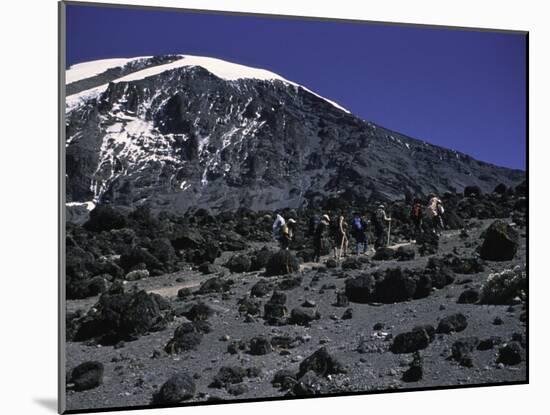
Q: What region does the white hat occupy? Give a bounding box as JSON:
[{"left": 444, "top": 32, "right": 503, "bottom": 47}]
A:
[
  {"left": 322, "top": 214, "right": 330, "bottom": 222},
  {"left": 288, "top": 218, "right": 296, "bottom": 224}
]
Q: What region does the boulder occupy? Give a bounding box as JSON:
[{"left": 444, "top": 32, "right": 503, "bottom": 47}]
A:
[
  {"left": 341, "top": 256, "right": 362, "bottom": 270},
  {"left": 479, "top": 220, "right": 519, "bottom": 261},
  {"left": 457, "top": 289, "right": 480, "bottom": 304},
  {"left": 164, "top": 322, "right": 207, "bottom": 353},
  {"left": 250, "top": 248, "right": 274, "bottom": 271},
  {"left": 334, "top": 291, "right": 349, "bottom": 307},
  {"left": 373, "top": 268, "right": 419, "bottom": 303},
  {"left": 497, "top": 342, "right": 523, "bottom": 365},
  {"left": 272, "top": 370, "right": 297, "bottom": 390},
  {"left": 451, "top": 337, "right": 479, "bottom": 367},
  {"left": 436, "top": 313, "right": 468, "bottom": 334},
  {"left": 390, "top": 327, "right": 433, "bottom": 354},
  {"left": 197, "top": 277, "right": 232, "bottom": 295},
  {"left": 198, "top": 262, "right": 220, "bottom": 275},
  {"left": 373, "top": 247, "right": 396, "bottom": 261},
  {"left": 298, "top": 347, "right": 346, "bottom": 377},
  {"left": 209, "top": 366, "right": 247, "bottom": 388},
  {"left": 265, "top": 250, "right": 300, "bottom": 276},
  {"left": 69, "top": 361, "right": 104, "bottom": 391},
  {"left": 74, "top": 290, "right": 173, "bottom": 345},
  {"left": 395, "top": 246, "right": 415, "bottom": 261},
  {"left": 125, "top": 269, "right": 149, "bottom": 281},
  {"left": 344, "top": 274, "right": 376, "bottom": 303},
  {"left": 152, "top": 373, "right": 196, "bottom": 404},
  {"left": 341, "top": 308, "right": 353, "bottom": 320},
  {"left": 477, "top": 336, "right": 502, "bottom": 351},
  {"left": 289, "top": 307, "right": 320, "bottom": 326},
  {"left": 185, "top": 303, "right": 214, "bottom": 321},
  {"left": 417, "top": 232, "right": 439, "bottom": 256},
  {"left": 250, "top": 280, "right": 272, "bottom": 297},
  {"left": 248, "top": 336, "right": 272, "bottom": 355},
  {"left": 225, "top": 254, "right": 252, "bottom": 273},
  {"left": 277, "top": 276, "right": 303, "bottom": 290},
  {"left": 291, "top": 371, "right": 325, "bottom": 396},
  {"left": 402, "top": 352, "right": 423, "bottom": 382},
  {"left": 84, "top": 205, "right": 127, "bottom": 232},
  {"left": 464, "top": 185, "right": 482, "bottom": 198}
]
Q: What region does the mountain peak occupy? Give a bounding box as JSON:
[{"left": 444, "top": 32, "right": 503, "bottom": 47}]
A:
[{"left": 66, "top": 54, "right": 349, "bottom": 113}]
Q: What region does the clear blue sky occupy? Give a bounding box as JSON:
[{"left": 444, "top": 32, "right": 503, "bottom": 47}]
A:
[{"left": 66, "top": 3, "right": 527, "bottom": 170}]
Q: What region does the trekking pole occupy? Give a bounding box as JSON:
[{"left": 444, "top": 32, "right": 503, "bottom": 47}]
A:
[{"left": 386, "top": 217, "right": 391, "bottom": 247}]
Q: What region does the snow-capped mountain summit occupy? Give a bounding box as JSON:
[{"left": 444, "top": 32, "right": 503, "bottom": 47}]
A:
[{"left": 65, "top": 55, "right": 523, "bottom": 214}]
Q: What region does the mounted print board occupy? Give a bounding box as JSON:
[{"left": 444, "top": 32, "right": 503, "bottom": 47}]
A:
[{"left": 59, "top": 1, "right": 528, "bottom": 413}]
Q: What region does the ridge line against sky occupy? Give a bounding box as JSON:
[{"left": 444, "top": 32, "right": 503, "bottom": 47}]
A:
[{"left": 66, "top": 3, "right": 527, "bottom": 170}]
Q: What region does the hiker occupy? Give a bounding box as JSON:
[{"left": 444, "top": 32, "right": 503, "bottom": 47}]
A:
[
  {"left": 411, "top": 199, "right": 423, "bottom": 235},
  {"left": 313, "top": 214, "right": 330, "bottom": 262},
  {"left": 427, "top": 195, "right": 444, "bottom": 234},
  {"left": 279, "top": 218, "right": 296, "bottom": 250},
  {"left": 351, "top": 213, "right": 368, "bottom": 255},
  {"left": 332, "top": 215, "right": 349, "bottom": 260},
  {"left": 272, "top": 213, "right": 285, "bottom": 241},
  {"left": 308, "top": 214, "right": 319, "bottom": 237},
  {"left": 373, "top": 204, "right": 392, "bottom": 249}
]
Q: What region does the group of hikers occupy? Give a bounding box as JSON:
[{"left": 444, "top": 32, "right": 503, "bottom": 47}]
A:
[{"left": 272, "top": 194, "right": 446, "bottom": 262}]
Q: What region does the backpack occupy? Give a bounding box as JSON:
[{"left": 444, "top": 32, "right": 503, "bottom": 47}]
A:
[
  {"left": 412, "top": 203, "right": 422, "bottom": 218},
  {"left": 353, "top": 217, "right": 363, "bottom": 232}
]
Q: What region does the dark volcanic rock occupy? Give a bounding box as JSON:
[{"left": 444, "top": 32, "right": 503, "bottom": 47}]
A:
[
  {"left": 277, "top": 276, "right": 303, "bottom": 290},
  {"left": 84, "top": 205, "right": 127, "bottom": 232},
  {"left": 250, "top": 279, "right": 272, "bottom": 297},
  {"left": 197, "top": 277, "right": 232, "bottom": 294},
  {"left": 464, "top": 185, "right": 482, "bottom": 198},
  {"left": 437, "top": 313, "right": 468, "bottom": 334},
  {"left": 298, "top": 347, "right": 346, "bottom": 377},
  {"left": 451, "top": 337, "right": 479, "bottom": 367},
  {"left": 237, "top": 296, "right": 261, "bottom": 315},
  {"left": 69, "top": 361, "right": 104, "bottom": 391},
  {"left": 457, "top": 289, "right": 480, "bottom": 304},
  {"left": 497, "top": 342, "right": 523, "bottom": 365},
  {"left": 373, "top": 268, "right": 420, "bottom": 303},
  {"left": 373, "top": 247, "right": 396, "bottom": 261},
  {"left": 341, "top": 256, "right": 362, "bottom": 270},
  {"left": 479, "top": 220, "right": 519, "bottom": 261},
  {"left": 272, "top": 369, "right": 297, "bottom": 390},
  {"left": 185, "top": 303, "right": 214, "bottom": 321},
  {"left": 344, "top": 274, "right": 376, "bottom": 303},
  {"left": 396, "top": 246, "right": 415, "bottom": 261},
  {"left": 165, "top": 322, "right": 207, "bottom": 353},
  {"left": 445, "top": 255, "right": 485, "bottom": 274},
  {"left": 417, "top": 232, "right": 439, "bottom": 256},
  {"left": 390, "top": 327, "right": 433, "bottom": 354},
  {"left": 225, "top": 254, "right": 252, "bottom": 273},
  {"left": 341, "top": 308, "right": 353, "bottom": 320},
  {"left": 152, "top": 373, "right": 196, "bottom": 404},
  {"left": 209, "top": 366, "right": 247, "bottom": 388},
  {"left": 477, "top": 336, "right": 502, "bottom": 351},
  {"left": 265, "top": 250, "right": 300, "bottom": 276},
  {"left": 248, "top": 336, "right": 273, "bottom": 355},
  {"left": 289, "top": 307, "right": 320, "bottom": 326},
  {"left": 291, "top": 371, "right": 325, "bottom": 396},
  {"left": 402, "top": 352, "right": 423, "bottom": 382},
  {"left": 334, "top": 291, "right": 349, "bottom": 307},
  {"left": 250, "top": 247, "right": 274, "bottom": 271},
  {"left": 74, "top": 289, "right": 173, "bottom": 345}
]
